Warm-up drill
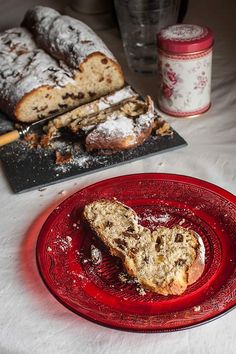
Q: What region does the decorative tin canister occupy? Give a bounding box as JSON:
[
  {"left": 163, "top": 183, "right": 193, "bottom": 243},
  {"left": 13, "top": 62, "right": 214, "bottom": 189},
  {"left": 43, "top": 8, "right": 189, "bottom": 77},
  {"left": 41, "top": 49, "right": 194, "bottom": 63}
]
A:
[{"left": 157, "top": 24, "right": 214, "bottom": 117}]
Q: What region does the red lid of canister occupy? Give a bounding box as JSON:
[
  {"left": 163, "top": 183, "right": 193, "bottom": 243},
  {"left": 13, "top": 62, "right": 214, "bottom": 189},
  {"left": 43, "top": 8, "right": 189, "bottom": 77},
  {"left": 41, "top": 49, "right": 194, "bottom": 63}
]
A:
[{"left": 157, "top": 24, "right": 214, "bottom": 53}]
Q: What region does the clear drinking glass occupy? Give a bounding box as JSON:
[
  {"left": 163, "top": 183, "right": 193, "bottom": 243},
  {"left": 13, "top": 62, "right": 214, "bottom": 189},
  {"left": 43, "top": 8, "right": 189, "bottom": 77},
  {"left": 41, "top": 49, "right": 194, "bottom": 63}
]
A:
[{"left": 114, "top": 0, "right": 180, "bottom": 73}]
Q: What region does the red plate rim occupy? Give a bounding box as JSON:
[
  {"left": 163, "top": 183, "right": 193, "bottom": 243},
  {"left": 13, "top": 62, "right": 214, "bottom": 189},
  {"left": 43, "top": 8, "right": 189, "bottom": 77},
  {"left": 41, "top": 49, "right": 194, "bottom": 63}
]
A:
[{"left": 36, "top": 173, "right": 236, "bottom": 332}]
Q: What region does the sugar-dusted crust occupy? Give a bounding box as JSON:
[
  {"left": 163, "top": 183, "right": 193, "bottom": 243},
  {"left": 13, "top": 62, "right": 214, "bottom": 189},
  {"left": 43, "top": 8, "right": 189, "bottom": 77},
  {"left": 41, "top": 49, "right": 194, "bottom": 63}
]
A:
[
  {"left": 83, "top": 200, "right": 205, "bottom": 296},
  {"left": 85, "top": 96, "right": 155, "bottom": 152},
  {"left": 0, "top": 27, "right": 73, "bottom": 118},
  {"left": 22, "top": 6, "right": 115, "bottom": 69},
  {"left": 0, "top": 6, "right": 124, "bottom": 122}
]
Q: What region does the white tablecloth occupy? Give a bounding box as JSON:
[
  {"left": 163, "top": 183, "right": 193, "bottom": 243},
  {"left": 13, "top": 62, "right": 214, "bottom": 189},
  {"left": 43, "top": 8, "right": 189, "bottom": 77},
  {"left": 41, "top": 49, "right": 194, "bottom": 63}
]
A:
[{"left": 1, "top": 0, "right": 236, "bottom": 353}]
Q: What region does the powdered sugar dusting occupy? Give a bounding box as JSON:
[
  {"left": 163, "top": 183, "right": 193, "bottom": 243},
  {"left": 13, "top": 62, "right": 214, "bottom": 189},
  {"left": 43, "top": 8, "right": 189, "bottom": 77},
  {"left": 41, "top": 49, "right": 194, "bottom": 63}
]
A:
[
  {"left": 54, "top": 155, "right": 91, "bottom": 172},
  {"left": 0, "top": 27, "right": 75, "bottom": 116},
  {"left": 0, "top": 6, "right": 119, "bottom": 118},
  {"left": 99, "top": 86, "right": 137, "bottom": 108},
  {"left": 90, "top": 245, "right": 102, "bottom": 265},
  {"left": 94, "top": 115, "right": 135, "bottom": 139},
  {"left": 54, "top": 235, "right": 72, "bottom": 252},
  {"left": 24, "top": 6, "right": 115, "bottom": 69},
  {"left": 142, "top": 213, "right": 171, "bottom": 225},
  {"left": 118, "top": 272, "right": 147, "bottom": 295},
  {"left": 135, "top": 97, "right": 155, "bottom": 133},
  {"left": 86, "top": 96, "right": 155, "bottom": 148}
]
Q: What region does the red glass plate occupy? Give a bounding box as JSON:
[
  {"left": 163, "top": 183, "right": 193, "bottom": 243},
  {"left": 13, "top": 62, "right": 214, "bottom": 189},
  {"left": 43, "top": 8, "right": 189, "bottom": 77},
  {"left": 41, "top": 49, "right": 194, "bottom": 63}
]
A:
[{"left": 36, "top": 173, "right": 236, "bottom": 332}]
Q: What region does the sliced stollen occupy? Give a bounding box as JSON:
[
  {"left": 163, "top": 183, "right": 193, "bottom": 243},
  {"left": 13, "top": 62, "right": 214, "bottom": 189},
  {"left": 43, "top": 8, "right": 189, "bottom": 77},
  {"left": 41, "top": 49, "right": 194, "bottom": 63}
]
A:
[
  {"left": 0, "top": 6, "right": 124, "bottom": 122},
  {"left": 42, "top": 89, "right": 156, "bottom": 153},
  {"left": 85, "top": 96, "right": 155, "bottom": 152},
  {"left": 83, "top": 199, "right": 205, "bottom": 296},
  {"left": 43, "top": 86, "right": 138, "bottom": 139}
]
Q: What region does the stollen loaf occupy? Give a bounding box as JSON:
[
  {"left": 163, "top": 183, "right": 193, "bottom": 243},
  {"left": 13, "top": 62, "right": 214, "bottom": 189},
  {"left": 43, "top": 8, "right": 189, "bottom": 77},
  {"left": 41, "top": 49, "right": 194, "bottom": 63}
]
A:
[{"left": 0, "top": 6, "right": 124, "bottom": 122}]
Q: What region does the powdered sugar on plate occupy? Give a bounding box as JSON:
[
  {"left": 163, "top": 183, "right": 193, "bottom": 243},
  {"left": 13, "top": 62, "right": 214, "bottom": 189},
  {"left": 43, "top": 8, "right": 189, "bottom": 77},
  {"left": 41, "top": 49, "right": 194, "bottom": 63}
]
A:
[
  {"left": 90, "top": 245, "right": 102, "bottom": 265},
  {"left": 142, "top": 212, "right": 171, "bottom": 226},
  {"left": 53, "top": 235, "right": 72, "bottom": 252}
]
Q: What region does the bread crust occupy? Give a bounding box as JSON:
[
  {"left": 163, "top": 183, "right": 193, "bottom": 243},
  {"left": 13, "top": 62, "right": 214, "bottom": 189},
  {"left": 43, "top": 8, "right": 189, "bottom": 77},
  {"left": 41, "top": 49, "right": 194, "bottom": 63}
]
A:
[
  {"left": 14, "top": 85, "right": 52, "bottom": 121},
  {"left": 187, "top": 233, "right": 205, "bottom": 285},
  {"left": 80, "top": 52, "right": 124, "bottom": 82},
  {"left": 85, "top": 96, "right": 155, "bottom": 152}
]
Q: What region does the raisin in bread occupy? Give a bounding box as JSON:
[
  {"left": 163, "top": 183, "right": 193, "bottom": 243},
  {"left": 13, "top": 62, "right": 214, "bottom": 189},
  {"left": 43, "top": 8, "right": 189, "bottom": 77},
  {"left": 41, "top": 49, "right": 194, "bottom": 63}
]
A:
[
  {"left": 42, "top": 89, "right": 155, "bottom": 153},
  {"left": 83, "top": 200, "right": 205, "bottom": 296},
  {"left": 43, "top": 86, "right": 138, "bottom": 139},
  {"left": 0, "top": 6, "right": 124, "bottom": 122}
]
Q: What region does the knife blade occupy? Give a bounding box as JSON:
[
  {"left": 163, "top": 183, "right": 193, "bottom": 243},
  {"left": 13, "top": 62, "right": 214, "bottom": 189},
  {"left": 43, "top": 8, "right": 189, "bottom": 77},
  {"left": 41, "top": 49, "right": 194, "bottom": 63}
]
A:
[{"left": 0, "top": 105, "right": 83, "bottom": 148}]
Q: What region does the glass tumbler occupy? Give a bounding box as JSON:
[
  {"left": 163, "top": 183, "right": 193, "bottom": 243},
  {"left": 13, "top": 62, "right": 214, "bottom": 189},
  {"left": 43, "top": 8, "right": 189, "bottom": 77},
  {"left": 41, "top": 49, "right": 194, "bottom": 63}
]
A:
[{"left": 114, "top": 0, "right": 180, "bottom": 73}]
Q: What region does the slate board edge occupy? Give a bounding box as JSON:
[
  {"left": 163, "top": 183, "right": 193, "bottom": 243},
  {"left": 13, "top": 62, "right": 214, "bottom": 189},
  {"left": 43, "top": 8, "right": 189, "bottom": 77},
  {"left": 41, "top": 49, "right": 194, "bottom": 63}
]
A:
[{"left": 1, "top": 134, "right": 187, "bottom": 193}]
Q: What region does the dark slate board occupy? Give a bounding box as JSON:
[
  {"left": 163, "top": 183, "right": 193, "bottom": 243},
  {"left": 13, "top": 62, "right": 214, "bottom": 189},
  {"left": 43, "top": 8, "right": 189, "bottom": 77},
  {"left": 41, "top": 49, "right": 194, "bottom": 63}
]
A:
[{"left": 0, "top": 111, "right": 187, "bottom": 193}]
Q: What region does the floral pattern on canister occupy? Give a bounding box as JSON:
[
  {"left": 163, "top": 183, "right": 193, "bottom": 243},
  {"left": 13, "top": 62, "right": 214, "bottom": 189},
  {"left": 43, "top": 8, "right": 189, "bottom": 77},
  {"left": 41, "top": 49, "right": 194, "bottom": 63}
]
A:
[
  {"left": 158, "top": 49, "right": 212, "bottom": 116},
  {"left": 157, "top": 24, "right": 213, "bottom": 117},
  {"left": 194, "top": 71, "right": 208, "bottom": 93},
  {"left": 159, "top": 62, "right": 183, "bottom": 105}
]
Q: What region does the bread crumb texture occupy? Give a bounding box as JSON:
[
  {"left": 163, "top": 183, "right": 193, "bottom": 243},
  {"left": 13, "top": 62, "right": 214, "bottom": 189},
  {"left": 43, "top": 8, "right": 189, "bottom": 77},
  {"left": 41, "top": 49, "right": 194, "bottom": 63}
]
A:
[{"left": 83, "top": 199, "right": 205, "bottom": 296}]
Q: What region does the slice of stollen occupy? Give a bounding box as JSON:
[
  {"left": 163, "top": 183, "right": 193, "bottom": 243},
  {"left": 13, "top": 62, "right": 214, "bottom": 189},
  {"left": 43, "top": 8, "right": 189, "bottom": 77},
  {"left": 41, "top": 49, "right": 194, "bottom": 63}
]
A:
[
  {"left": 43, "top": 86, "right": 138, "bottom": 138},
  {"left": 83, "top": 199, "right": 205, "bottom": 296},
  {"left": 84, "top": 96, "right": 155, "bottom": 153}
]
